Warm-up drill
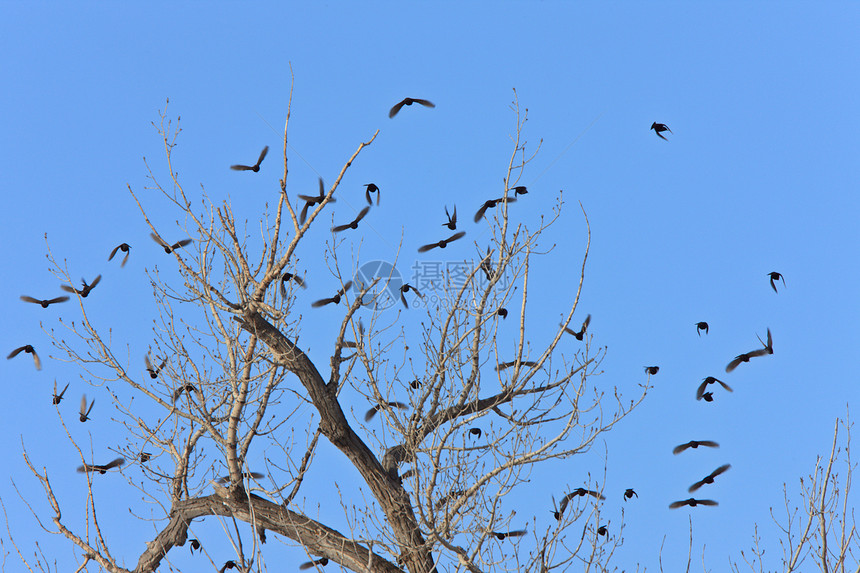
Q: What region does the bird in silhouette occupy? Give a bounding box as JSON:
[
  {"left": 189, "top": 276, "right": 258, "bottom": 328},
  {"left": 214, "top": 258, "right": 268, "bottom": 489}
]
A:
[
  {"left": 696, "top": 376, "right": 732, "bottom": 400},
  {"left": 511, "top": 186, "right": 528, "bottom": 195},
  {"left": 418, "top": 231, "right": 466, "bottom": 252},
  {"left": 77, "top": 457, "right": 125, "bottom": 474},
  {"left": 651, "top": 122, "right": 672, "bottom": 140},
  {"left": 299, "top": 557, "right": 329, "bottom": 570},
  {"left": 145, "top": 354, "right": 167, "bottom": 379},
  {"left": 52, "top": 380, "right": 69, "bottom": 405},
  {"left": 670, "top": 498, "right": 717, "bottom": 509},
  {"left": 468, "top": 428, "right": 482, "bottom": 439},
  {"left": 364, "top": 401, "right": 409, "bottom": 422},
  {"left": 280, "top": 273, "right": 306, "bottom": 297},
  {"left": 644, "top": 366, "right": 659, "bottom": 375},
  {"left": 689, "top": 464, "right": 731, "bottom": 492},
  {"left": 400, "top": 284, "right": 424, "bottom": 309},
  {"left": 673, "top": 440, "right": 719, "bottom": 455},
  {"left": 151, "top": 233, "right": 192, "bottom": 254},
  {"left": 474, "top": 196, "right": 518, "bottom": 222},
  {"left": 563, "top": 314, "right": 591, "bottom": 340},
  {"left": 20, "top": 295, "right": 69, "bottom": 308},
  {"left": 108, "top": 243, "right": 132, "bottom": 267},
  {"left": 695, "top": 322, "right": 709, "bottom": 336},
  {"left": 496, "top": 360, "right": 537, "bottom": 371},
  {"left": 61, "top": 275, "right": 101, "bottom": 298},
  {"left": 140, "top": 452, "right": 151, "bottom": 462},
  {"left": 497, "top": 308, "right": 508, "bottom": 319},
  {"left": 478, "top": 247, "right": 495, "bottom": 281},
  {"left": 311, "top": 282, "right": 353, "bottom": 307},
  {"left": 554, "top": 488, "right": 606, "bottom": 519},
  {"left": 188, "top": 538, "right": 201, "bottom": 554},
  {"left": 298, "top": 178, "right": 335, "bottom": 225},
  {"left": 701, "top": 392, "right": 714, "bottom": 402},
  {"left": 217, "top": 471, "right": 264, "bottom": 484},
  {"left": 624, "top": 488, "right": 638, "bottom": 501},
  {"left": 492, "top": 529, "right": 527, "bottom": 540},
  {"left": 172, "top": 383, "right": 197, "bottom": 402},
  {"left": 597, "top": 525, "right": 608, "bottom": 536},
  {"left": 389, "top": 97, "right": 435, "bottom": 118},
  {"left": 219, "top": 561, "right": 237, "bottom": 573},
  {"left": 725, "top": 328, "right": 773, "bottom": 372},
  {"left": 79, "top": 395, "right": 95, "bottom": 422},
  {"left": 332, "top": 206, "right": 371, "bottom": 232},
  {"left": 768, "top": 272, "right": 785, "bottom": 293},
  {"left": 442, "top": 206, "right": 457, "bottom": 230},
  {"left": 8, "top": 345, "right": 41, "bottom": 370},
  {"left": 364, "top": 183, "right": 380, "bottom": 205},
  {"left": 408, "top": 379, "right": 422, "bottom": 390},
  {"left": 230, "top": 145, "right": 269, "bottom": 172}
]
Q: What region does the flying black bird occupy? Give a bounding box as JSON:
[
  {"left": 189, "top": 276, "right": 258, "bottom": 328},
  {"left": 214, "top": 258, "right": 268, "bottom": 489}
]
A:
[
  {"left": 435, "top": 489, "right": 467, "bottom": 510},
  {"left": 418, "top": 231, "right": 466, "bottom": 252},
  {"left": 670, "top": 498, "right": 718, "bottom": 509},
  {"left": 219, "top": 561, "right": 238, "bottom": 573},
  {"left": 497, "top": 308, "right": 508, "bottom": 319},
  {"left": 563, "top": 314, "right": 591, "bottom": 341},
  {"left": 8, "top": 345, "right": 41, "bottom": 370},
  {"left": 20, "top": 295, "right": 69, "bottom": 308},
  {"left": 673, "top": 440, "right": 720, "bottom": 455},
  {"left": 298, "top": 178, "right": 335, "bottom": 225},
  {"left": 61, "top": 275, "right": 101, "bottom": 298},
  {"left": 651, "top": 122, "right": 672, "bottom": 140},
  {"left": 442, "top": 205, "right": 457, "bottom": 230},
  {"left": 332, "top": 206, "right": 371, "bottom": 232},
  {"left": 52, "top": 380, "right": 69, "bottom": 405},
  {"left": 555, "top": 488, "right": 606, "bottom": 519},
  {"left": 468, "top": 428, "right": 482, "bottom": 439},
  {"left": 768, "top": 271, "right": 785, "bottom": 293},
  {"left": 311, "top": 281, "right": 353, "bottom": 307},
  {"left": 695, "top": 322, "right": 709, "bottom": 336},
  {"left": 77, "top": 457, "right": 125, "bottom": 474},
  {"left": 150, "top": 233, "right": 192, "bottom": 254},
  {"left": 389, "top": 97, "right": 435, "bottom": 118},
  {"left": 172, "top": 383, "right": 197, "bottom": 402},
  {"left": 299, "top": 557, "right": 329, "bottom": 570},
  {"left": 644, "top": 366, "right": 659, "bottom": 375},
  {"left": 79, "top": 395, "right": 95, "bottom": 422},
  {"left": 474, "top": 196, "right": 517, "bottom": 222},
  {"left": 230, "top": 145, "right": 269, "bottom": 172},
  {"left": 624, "top": 488, "right": 638, "bottom": 501},
  {"left": 597, "top": 525, "right": 608, "bottom": 536},
  {"left": 701, "top": 392, "right": 714, "bottom": 402},
  {"left": 217, "top": 471, "right": 265, "bottom": 484},
  {"left": 492, "top": 529, "right": 527, "bottom": 540},
  {"left": 280, "top": 272, "right": 307, "bottom": 297},
  {"left": 725, "top": 328, "right": 773, "bottom": 372},
  {"left": 408, "top": 379, "right": 422, "bottom": 390},
  {"left": 108, "top": 243, "right": 132, "bottom": 267},
  {"left": 696, "top": 376, "right": 732, "bottom": 400},
  {"left": 496, "top": 360, "right": 537, "bottom": 371},
  {"left": 364, "top": 183, "right": 380, "bottom": 205},
  {"left": 689, "top": 464, "right": 731, "bottom": 492},
  {"left": 145, "top": 354, "right": 167, "bottom": 379},
  {"left": 400, "top": 284, "right": 423, "bottom": 309},
  {"left": 511, "top": 186, "right": 528, "bottom": 195},
  {"left": 364, "top": 401, "right": 409, "bottom": 422},
  {"left": 188, "top": 538, "right": 201, "bottom": 553}
]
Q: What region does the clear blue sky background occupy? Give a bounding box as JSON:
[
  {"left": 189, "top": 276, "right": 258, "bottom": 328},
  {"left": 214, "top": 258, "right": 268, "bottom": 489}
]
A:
[{"left": 2, "top": 3, "right": 859, "bottom": 572}]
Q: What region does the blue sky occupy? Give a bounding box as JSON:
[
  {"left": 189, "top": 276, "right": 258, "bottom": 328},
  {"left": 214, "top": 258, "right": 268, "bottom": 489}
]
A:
[{"left": 2, "top": 3, "right": 859, "bottom": 572}]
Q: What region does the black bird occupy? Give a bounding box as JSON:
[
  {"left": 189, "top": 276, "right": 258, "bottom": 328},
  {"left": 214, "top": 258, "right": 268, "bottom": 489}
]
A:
[
  {"left": 408, "top": 379, "right": 422, "bottom": 390},
  {"left": 280, "top": 273, "right": 307, "bottom": 297},
  {"left": 311, "top": 281, "right": 353, "bottom": 307},
  {"left": 511, "top": 186, "right": 528, "bottom": 195},
  {"left": 140, "top": 452, "right": 151, "bottom": 462},
  {"left": 332, "top": 206, "right": 371, "bottom": 232},
  {"left": 474, "top": 196, "right": 517, "bottom": 222},
  {"left": 442, "top": 205, "right": 457, "bottom": 230},
  {"left": 399, "top": 284, "right": 423, "bottom": 309},
  {"left": 230, "top": 145, "right": 269, "bottom": 172},
  {"left": 651, "top": 122, "right": 672, "bottom": 141},
  {"left": 389, "top": 97, "right": 435, "bottom": 118},
  {"left": 298, "top": 178, "right": 335, "bottom": 225},
  {"left": 20, "top": 295, "right": 69, "bottom": 308},
  {"left": 725, "top": 328, "right": 773, "bottom": 372},
  {"left": 492, "top": 529, "right": 527, "bottom": 540},
  {"left": 364, "top": 183, "right": 380, "bottom": 205},
  {"left": 689, "top": 464, "right": 731, "bottom": 492},
  {"left": 52, "top": 380, "right": 69, "bottom": 405},
  {"left": 669, "top": 498, "right": 717, "bottom": 509},
  {"left": 418, "top": 231, "right": 466, "bottom": 252},
  {"left": 644, "top": 366, "right": 659, "bottom": 375},
  {"left": 563, "top": 314, "right": 591, "bottom": 341},
  {"left": 364, "top": 401, "right": 409, "bottom": 422},
  {"left": 696, "top": 376, "right": 732, "bottom": 400},
  {"left": 497, "top": 308, "right": 508, "bottom": 319},
  {"left": 597, "top": 525, "right": 608, "bottom": 537},
  {"left": 258, "top": 526, "right": 267, "bottom": 544},
  {"left": 8, "top": 345, "right": 41, "bottom": 370},
  {"left": 189, "top": 538, "right": 201, "bottom": 553},
  {"left": 172, "top": 383, "right": 197, "bottom": 402},
  {"left": 77, "top": 457, "right": 125, "bottom": 474},
  {"left": 496, "top": 360, "right": 537, "bottom": 371},
  {"left": 673, "top": 440, "right": 719, "bottom": 455},
  {"left": 701, "top": 392, "right": 714, "bottom": 402},
  {"left": 624, "top": 488, "right": 638, "bottom": 501},
  {"left": 61, "top": 275, "right": 101, "bottom": 298},
  {"left": 695, "top": 321, "right": 709, "bottom": 336},
  {"left": 217, "top": 471, "right": 265, "bottom": 484},
  {"left": 555, "top": 488, "right": 606, "bottom": 519},
  {"left": 79, "top": 395, "right": 95, "bottom": 422},
  {"left": 151, "top": 232, "right": 192, "bottom": 254},
  {"left": 468, "top": 428, "right": 482, "bottom": 439},
  {"left": 479, "top": 247, "right": 495, "bottom": 281},
  {"left": 145, "top": 354, "right": 167, "bottom": 379},
  {"left": 108, "top": 243, "right": 132, "bottom": 267},
  {"left": 299, "top": 558, "right": 329, "bottom": 570},
  {"left": 219, "top": 561, "right": 237, "bottom": 573},
  {"left": 768, "top": 271, "right": 785, "bottom": 293}
]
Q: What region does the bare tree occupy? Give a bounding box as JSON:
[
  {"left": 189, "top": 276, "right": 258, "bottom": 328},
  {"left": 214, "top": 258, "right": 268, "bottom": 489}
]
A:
[{"left": 7, "top": 85, "right": 648, "bottom": 573}]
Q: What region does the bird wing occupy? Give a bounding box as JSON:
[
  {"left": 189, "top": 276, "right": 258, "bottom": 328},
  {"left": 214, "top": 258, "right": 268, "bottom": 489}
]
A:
[
  {"left": 389, "top": 100, "right": 406, "bottom": 118},
  {"left": 171, "top": 239, "right": 192, "bottom": 250},
  {"left": 108, "top": 245, "right": 120, "bottom": 260},
  {"left": 150, "top": 232, "right": 169, "bottom": 248},
  {"left": 696, "top": 380, "right": 709, "bottom": 400},
  {"left": 355, "top": 206, "right": 371, "bottom": 223},
  {"left": 364, "top": 406, "right": 379, "bottom": 421},
  {"left": 256, "top": 146, "right": 269, "bottom": 166},
  {"left": 725, "top": 355, "right": 745, "bottom": 372},
  {"left": 669, "top": 500, "right": 690, "bottom": 509},
  {"left": 718, "top": 379, "right": 733, "bottom": 392},
  {"left": 673, "top": 442, "right": 691, "bottom": 454},
  {"left": 32, "top": 350, "right": 42, "bottom": 370},
  {"left": 688, "top": 479, "right": 706, "bottom": 492},
  {"left": 20, "top": 296, "right": 41, "bottom": 304},
  {"left": 418, "top": 242, "right": 438, "bottom": 253},
  {"left": 230, "top": 164, "right": 253, "bottom": 171}
]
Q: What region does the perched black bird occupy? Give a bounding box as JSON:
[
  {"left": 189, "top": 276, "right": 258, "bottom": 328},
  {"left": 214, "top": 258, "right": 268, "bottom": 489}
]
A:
[
  {"left": 189, "top": 538, "right": 201, "bottom": 553},
  {"left": 497, "top": 308, "right": 508, "bottom": 319},
  {"left": 298, "top": 178, "right": 335, "bottom": 225},
  {"left": 364, "top": 183, "right": 380, "bottom": 206},
  {"left": 219, "top": 561, "right": 238, "bottom": 573},
  {"left": 442, "top": 205, "right": 457, "bottom": 230},
  {"left": 280, "top": 273, "right": 307, "bottom": 297},
  {"left": 311, "top": 281, "right": 353, "bottom": 307},
  {"left": 554, "top": 488, "right": 606, "bottom": 519},
  {"left": 364, "top": 401, "right": 409, "bottom": 422},
  {"left": 299, "top": 557, "right": 329, "bottom": 570},
  {"left": 701, "top": 392, "right": 714, "bottom": 402},
  {"left": 400, "top": 284, "right": 424, "bottom": 309},
  {"left": 8, "top": 345, "right": 41, "bottom": 370},
  {"left": 474, "top": 196, "right": 517, "bottom": 222},
  {"left": 492, "top": 529, "right": 527, "bottom": 540},
  {"left": 172, "top": 383, "right": 197, "bottom": 402},
  {"left": 689, "top": 464, "right": 731, "bottom": 492},
  {"left": 563, "top": 314, "right": 591, "bottom": 341},
  {"left": 651, "top": 122, "right": 672, "bottom": 141},
  {"left": 673, "top": 440, "right": 719, "bottom": 455},
  {"left": 496, "top": 360, "right": 537, "bottom": 371},
  {"left": 230, "top": 145, "right": 269, "bottom": 172},
  {"left": 408, "top": 379, "right": 422, "bottom": 390},
  {"left": 61, "top": 275, "right": 102, "bottom": 298},
  {"left": 644, "top": 366, "right": 659, "bottom": 375},
  {"left": 597, "top": 525, "right": 608, "bottom": 537},
  {"left": 768, "top": 271, "right": 785, "bottom": 293},
  {"left": 695, "top": 321, "right": 709, "bottom": 336},
  {"left": 52, "top": 380, "right": 69, "bottom": 405},
  {"left": 725, "top": 328, "right": 773, "bottom": 372},
  {"left": 418, "top": 231, "right": 466, "bottom": 252},
  {"left": 468, "top": 428, "right": 482, "bottom": 439},
  {"left": 332, "top": 206, "right": 371, "bottom": 232},
  {"left": 79, "top": 395, "right": 95, "bottom": 422},
  {"left": 108, "top": 243, "right": 132, "bottom": 267},
  {"left": 140, "top": 452, "right": 151, "bottom": 462},
  {"left": 670, "top": 498, "right": 718, "bottom": 509},
  {"left": 217, "top": 471, "right": 264, "bottom": 484},
  {"left": 20, "top": 295, "right": 69, "bottom": 308},
  {"left": 511, "top": 186, "right": 528, "bottom": 195},
  {"left": 77, "top": 457, "right": 125, "bottom": 474},
  {"left": 696, "top": 376, "right": 732, "bottom": 400},
  {"left": 145, "top": 354, "right": 167, "bottom": 379},
  {"left": 151, "top": 233, "right": 192, "bottom": 254},
  {"left": 623, "top": 488, "right": 638, "bottom": 501},
  {"left": 389, "top": 97, "right": 435, "bottom": 118}
]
